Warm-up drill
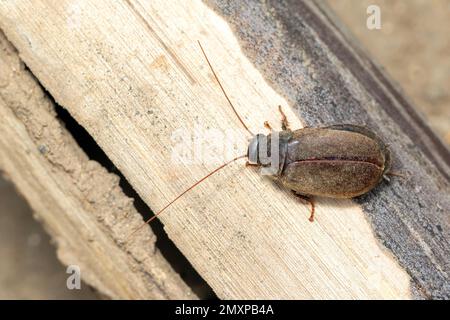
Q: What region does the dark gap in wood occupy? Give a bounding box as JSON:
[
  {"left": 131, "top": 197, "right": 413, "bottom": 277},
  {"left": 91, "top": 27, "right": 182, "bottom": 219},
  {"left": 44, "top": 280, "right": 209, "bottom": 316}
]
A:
[
  {"left": 52, "top": 104, "right": 217, "bottom": 299},
  {"left": 51, "top": 104, "right": 217, "bottom": 299}
]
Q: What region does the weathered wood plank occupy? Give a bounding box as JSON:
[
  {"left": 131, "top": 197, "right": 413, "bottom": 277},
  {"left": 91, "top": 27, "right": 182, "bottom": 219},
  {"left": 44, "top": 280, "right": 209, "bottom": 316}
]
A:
[
  {"left": 206, "top": 0, "right": 450, "bottom": 298},
  {"left": 0, "top": 30, "right": 193, "bottom": 300},
  {"left": 1, "top": 0, "right": 448, "bottom": 298}
]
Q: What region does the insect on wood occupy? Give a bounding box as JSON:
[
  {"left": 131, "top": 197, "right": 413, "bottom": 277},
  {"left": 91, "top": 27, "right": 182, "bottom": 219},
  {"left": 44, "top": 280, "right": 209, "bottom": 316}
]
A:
[{"left": 127, "top": 41, "right": 394, "bottom": 239}]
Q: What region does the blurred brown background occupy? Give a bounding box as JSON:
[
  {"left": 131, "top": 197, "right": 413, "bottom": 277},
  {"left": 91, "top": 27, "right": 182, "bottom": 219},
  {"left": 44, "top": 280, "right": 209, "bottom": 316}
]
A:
[
  {"left": 0, "top": 178, "right": 97, "bottom": 299},
  {"left": 328, "top": 0, "right": 450, "bottom": 145},
  {"left": 0, "top": 0, "right": 448, "bottom": 299}
]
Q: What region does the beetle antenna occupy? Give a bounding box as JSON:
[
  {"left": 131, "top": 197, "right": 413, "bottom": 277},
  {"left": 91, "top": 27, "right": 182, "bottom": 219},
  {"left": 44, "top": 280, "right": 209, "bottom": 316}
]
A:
[
  {"left": 198, "top": 41, "right": 254, "bottom": 137},
  {"left": 126, "top": 154, "right": 247, "bottom": 241}
]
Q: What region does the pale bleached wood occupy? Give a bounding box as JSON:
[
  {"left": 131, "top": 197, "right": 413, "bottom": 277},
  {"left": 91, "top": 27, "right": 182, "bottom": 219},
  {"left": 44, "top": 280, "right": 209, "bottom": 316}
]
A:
[
  {"left": 0, "top": 30, "right": 194, "bottom": 300},
  {"left": 0, "top": 0, "right": 420, "bottom": 298}
]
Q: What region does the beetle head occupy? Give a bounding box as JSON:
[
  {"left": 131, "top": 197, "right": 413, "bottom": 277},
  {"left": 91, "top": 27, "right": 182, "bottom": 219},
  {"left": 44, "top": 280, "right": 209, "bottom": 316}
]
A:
[
  {"left": 247, "top": 133, "right": 277, "bottom": 170},
  {"left": 247, "top": 131, "right": 291, "bottom": 176},
  {"left": 247, "top": 134, "right": 265, "bottom": 165}
]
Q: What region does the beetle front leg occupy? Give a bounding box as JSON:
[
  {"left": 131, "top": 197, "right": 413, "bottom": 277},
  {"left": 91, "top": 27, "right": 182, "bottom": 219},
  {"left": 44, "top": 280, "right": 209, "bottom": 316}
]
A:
[
  {"left": 291, "top": 191, "right": 315, "bottom": 222},
  {"left": 278, "top": 105, "right": 290, "bottom": 131},
  {"left": 245, "top": 161, "right": 259, "bottom": 167}
]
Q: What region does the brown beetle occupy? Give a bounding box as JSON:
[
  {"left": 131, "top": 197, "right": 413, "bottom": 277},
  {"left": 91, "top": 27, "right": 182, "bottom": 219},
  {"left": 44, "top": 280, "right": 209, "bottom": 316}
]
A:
[
  {"left": 127, "top": 42, "right": 392, "bottom": 238},
  {"left": 247, "top": 118, "right": 390, "bottom": 221},
  {"left": 198, "top": 41, "right": 391, "bottom": 222}
]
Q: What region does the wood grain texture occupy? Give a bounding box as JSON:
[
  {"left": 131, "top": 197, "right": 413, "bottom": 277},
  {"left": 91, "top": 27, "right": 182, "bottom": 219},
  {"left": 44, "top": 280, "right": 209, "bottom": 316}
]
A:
[
  {"left": 0, "top": 30, "right": 193, "bottom": 300},
  {"left": 0, "top": 0, "right": 448, "bottom": 299},
  {"left": 206, "top": 0, "right": 450, "bottom": 299}
]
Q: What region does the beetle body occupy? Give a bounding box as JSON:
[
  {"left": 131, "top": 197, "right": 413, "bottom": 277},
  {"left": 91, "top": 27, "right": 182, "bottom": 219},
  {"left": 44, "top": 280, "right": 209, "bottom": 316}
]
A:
[{"left": 247, "top": 124, "right": 390, "bottom": 199}]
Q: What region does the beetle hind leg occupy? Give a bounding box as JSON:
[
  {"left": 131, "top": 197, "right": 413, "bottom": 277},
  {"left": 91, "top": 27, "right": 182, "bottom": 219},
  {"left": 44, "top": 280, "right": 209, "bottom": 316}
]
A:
[{"left": 291, "top": 191, "right": 315, "bottom": 222}]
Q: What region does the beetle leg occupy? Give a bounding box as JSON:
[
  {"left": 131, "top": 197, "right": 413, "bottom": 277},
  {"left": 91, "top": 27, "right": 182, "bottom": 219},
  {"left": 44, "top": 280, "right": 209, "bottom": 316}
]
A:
[
  {"left": 278, "top": 105, "right": 290, "bottom": 131},
  {"left": 384, "top": 171, "right": 407, "bottom": 182},
  {"left": 264, "top": 121, "right": 273, "bottom": 131},
  {"left": 291, "top": 191, "right": 315, "bottom": 222},
  {"left": 245, "top": 161, "right": 259, "bottom": 167}
]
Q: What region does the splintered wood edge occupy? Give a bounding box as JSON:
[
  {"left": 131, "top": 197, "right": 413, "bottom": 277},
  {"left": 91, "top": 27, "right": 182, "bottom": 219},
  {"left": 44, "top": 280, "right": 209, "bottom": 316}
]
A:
[
  {"left": 0, "top": 31, "right": 194, "bottom": 300},
  {"left": 0, "top": 1, "right": 413, "bottom": 298}
]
